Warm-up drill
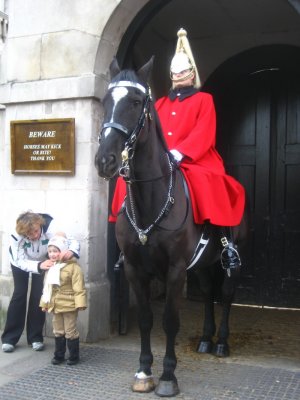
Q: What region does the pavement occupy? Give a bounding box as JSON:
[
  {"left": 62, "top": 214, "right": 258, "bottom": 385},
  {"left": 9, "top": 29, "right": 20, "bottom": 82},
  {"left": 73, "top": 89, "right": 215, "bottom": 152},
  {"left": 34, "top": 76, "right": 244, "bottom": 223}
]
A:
[{"left": 0, "top": 299, "right": 300, "bottom": 399}]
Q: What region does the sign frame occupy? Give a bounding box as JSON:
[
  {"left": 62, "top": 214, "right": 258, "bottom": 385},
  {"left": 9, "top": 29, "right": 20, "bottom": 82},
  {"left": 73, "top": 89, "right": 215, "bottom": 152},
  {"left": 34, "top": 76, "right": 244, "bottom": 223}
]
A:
[{"left": 10, "top": 118, "right": 75, "bottom": 175}]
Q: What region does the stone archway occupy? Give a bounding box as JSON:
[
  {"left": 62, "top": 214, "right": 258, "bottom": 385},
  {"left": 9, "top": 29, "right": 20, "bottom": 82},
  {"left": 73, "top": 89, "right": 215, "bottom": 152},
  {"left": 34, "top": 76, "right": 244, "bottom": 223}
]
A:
[{"left": 93, "top": 1, "right": 300, "bottom": 322}]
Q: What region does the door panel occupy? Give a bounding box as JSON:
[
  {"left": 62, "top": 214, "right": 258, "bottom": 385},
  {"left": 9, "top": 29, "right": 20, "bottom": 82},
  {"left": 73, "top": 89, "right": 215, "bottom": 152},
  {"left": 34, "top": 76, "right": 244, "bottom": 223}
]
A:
[
  {"left": 220, "top": 75, "right": 270, "bottom": 305},
  {"left": 218, "top": 71, "right": 300, "bottom": 307},
  {"left": 268, "top": 76, "right": 300, "bottom": 306}
]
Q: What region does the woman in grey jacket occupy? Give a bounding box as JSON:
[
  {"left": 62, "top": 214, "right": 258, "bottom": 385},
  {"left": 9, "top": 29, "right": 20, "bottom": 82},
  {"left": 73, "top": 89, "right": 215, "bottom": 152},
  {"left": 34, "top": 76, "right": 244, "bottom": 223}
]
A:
[{"left": 1, "top": 211, "right": 80, "bottom": 353}]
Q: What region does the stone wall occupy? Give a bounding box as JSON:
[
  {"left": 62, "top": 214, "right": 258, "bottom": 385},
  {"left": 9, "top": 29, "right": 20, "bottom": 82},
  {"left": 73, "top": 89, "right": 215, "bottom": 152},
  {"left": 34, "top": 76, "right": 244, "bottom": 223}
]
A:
[{"left": 0, "top": 0, "right": 149, "bottom": 342}]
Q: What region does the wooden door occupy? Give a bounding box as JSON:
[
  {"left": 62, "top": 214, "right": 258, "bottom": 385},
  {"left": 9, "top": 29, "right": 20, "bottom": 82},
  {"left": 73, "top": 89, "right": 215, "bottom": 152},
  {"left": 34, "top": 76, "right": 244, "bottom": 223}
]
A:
[{"left": 217, "top": 70, "right": 300, "bottom": 307}]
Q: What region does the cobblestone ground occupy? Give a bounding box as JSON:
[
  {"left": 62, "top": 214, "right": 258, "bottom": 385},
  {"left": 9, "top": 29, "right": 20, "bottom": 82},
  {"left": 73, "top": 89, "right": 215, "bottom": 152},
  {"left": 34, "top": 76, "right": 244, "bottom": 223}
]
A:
[
  {"left": 0, "top": 346, "right": 299, "bottom": 400},
  {"left": 0, "top": 299, "right": 299, "bottom": 400}
]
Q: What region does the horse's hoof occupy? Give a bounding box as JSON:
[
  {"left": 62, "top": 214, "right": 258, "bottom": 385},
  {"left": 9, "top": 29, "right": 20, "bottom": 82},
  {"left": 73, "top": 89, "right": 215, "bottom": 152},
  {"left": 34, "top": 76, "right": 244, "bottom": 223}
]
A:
[
  {"left": 197, "top": 340, "right": 213, "bottom": 353},
  {"left": 132, "top": 376, "right": 155, "bottom": 393},
  {"left": 213, "top": 343, "right": 230, "bottom": 357},
  {"left": 155, "top": 380, "right": 180, "bottom": 397}
]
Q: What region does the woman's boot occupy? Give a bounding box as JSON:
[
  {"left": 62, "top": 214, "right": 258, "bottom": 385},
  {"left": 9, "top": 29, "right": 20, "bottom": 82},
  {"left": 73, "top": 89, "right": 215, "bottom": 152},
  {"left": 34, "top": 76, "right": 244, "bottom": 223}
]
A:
[
  {"left": 67, "top": 337, "right": 80, "bottom": 365},
  {"left": 51, "top": 336, "right": 66, "bottom": 365}
]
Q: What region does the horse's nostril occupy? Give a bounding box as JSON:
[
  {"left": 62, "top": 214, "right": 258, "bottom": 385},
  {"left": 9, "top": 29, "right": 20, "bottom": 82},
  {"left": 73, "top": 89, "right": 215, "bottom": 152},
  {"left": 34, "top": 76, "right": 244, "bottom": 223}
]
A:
[
  {"left": 95, "top": 148, "right": 119, "bottom": 178},
  {"left": 104, "top": 154, "right": 116, "bottom": 165}
]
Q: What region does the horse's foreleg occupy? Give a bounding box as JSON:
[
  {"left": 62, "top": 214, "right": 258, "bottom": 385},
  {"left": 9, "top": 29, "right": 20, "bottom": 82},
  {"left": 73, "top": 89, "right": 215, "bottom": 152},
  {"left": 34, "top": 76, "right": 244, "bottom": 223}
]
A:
[
  {"left": 131, "top": 283, "right": 155, "bottom": 393},
  {"left": 155, "top": 273, "right": 184, "bottom": 397},
  {"left": 137, "top": 303, "right": 154, "bottom": 375}
]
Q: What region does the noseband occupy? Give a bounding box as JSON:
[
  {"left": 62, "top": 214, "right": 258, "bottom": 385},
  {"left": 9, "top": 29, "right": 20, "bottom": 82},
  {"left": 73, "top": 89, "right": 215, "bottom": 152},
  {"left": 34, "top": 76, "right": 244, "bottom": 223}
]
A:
[{"left": 100, "top": 80, "right": 152, "bottom": 144}]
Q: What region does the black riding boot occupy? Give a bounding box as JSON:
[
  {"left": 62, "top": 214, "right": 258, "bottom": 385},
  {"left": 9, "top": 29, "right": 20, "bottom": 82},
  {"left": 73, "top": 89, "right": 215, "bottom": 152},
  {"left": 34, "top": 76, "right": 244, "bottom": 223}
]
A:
[
  {"left": 220, "top": 227, "right": 241, "bottom": 276},
  {"left": 51, "top": 336, "right": 66, "bottom": 365},
  {"left": 67, "top": 337, "right": 80, "bottom": 365}
]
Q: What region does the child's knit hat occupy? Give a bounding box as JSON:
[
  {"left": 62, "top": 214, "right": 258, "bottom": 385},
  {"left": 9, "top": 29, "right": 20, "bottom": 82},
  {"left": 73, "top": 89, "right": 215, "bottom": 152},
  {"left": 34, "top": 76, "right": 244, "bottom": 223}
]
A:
[{"left": 48, "top": 236, "right": 68, "bottom": 252}]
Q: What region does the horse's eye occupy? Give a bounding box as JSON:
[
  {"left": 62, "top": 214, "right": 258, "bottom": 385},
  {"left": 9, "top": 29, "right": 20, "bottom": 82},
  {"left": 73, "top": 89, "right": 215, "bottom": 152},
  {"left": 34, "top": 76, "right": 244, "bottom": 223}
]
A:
[{"left": 133, "top": 100, "right": 141, "bottom": 107}]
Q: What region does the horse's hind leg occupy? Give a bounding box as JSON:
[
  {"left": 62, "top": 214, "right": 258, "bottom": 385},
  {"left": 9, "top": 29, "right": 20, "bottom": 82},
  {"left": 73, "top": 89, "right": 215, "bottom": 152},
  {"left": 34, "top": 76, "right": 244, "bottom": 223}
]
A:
[
  {"left": 213, "top": 269, "right": 240, "bottom": 357},
  {"left": 213, "top": 300, "right": 231, "bottom": 357},
  {"left": 194, "top": 267, "right": 216, "bottom": 354},
  {"left": 197, "top": 295, "right": 216, "bottom": 353}
]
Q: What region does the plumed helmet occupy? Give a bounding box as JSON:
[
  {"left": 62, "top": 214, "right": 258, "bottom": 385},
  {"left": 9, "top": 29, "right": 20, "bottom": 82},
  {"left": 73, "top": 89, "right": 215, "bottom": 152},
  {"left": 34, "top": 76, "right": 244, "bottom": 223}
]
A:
[
  {"left": 170, "top": 28, "right": 201, "bottom": 89},
  {"left": 170, "top": 52, "right": 192, "bottom": 74}
]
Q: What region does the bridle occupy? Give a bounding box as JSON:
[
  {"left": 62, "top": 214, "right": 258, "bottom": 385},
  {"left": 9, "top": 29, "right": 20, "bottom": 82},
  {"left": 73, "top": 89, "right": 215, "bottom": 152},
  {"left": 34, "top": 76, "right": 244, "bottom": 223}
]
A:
[
  {"left": 99, "top": 80, "right": 155, "bottom": 182},
  {"left": 100, "top": 81, "right": 151, "bottom": 144}
]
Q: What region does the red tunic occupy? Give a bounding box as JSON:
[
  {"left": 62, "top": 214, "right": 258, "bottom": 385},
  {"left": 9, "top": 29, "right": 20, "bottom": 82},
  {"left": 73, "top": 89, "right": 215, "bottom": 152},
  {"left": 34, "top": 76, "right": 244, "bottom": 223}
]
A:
[{"left": 109, "top": 91, "right": 245, "bottom": 226}]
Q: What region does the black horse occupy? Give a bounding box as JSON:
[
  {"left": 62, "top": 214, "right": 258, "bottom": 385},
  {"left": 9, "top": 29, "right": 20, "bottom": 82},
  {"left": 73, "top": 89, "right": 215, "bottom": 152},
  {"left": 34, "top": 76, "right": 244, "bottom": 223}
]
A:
[{"left": 95, "top": 57, "right": 247, "bottom": 397}]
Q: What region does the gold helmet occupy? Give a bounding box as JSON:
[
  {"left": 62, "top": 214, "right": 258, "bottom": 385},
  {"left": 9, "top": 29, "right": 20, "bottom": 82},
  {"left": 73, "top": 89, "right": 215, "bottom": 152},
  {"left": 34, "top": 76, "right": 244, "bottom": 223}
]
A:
[{"left": 170, "top": 28, "right": 201, "bottom": 89}]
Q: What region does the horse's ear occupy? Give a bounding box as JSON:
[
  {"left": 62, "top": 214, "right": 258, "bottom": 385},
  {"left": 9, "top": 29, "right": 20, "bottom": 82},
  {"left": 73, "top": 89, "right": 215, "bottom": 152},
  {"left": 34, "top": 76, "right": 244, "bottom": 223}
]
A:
[
  {"left": 109, "top": 57, "right": 121, "bottom": 79},
  {"left": 137, "top": 56, "right": 155, "bottom": 84}
]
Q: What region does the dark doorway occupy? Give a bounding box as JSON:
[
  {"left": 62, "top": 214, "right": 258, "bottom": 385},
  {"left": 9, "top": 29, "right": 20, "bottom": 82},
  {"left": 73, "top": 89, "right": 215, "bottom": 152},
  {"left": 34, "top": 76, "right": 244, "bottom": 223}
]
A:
[{"left": 204, "top": 46, "right": 300, "bottom": 308}]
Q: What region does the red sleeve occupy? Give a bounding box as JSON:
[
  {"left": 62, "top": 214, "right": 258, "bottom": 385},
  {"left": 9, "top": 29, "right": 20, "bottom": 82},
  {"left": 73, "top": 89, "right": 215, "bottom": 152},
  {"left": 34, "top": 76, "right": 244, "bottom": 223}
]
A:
[
  {"left": 176, "top": 93, "right": 216, "bottom": 163},
  {"left": 155, "top": 93, "right": 217, "bottom": 163}
]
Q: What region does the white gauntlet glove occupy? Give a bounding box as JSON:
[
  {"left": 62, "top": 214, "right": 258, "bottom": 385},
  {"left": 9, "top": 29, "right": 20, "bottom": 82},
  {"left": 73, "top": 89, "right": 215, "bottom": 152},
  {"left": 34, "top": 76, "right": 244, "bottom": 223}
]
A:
[{"left": 170, "top": 149, "right": 183, "bottom": 164}]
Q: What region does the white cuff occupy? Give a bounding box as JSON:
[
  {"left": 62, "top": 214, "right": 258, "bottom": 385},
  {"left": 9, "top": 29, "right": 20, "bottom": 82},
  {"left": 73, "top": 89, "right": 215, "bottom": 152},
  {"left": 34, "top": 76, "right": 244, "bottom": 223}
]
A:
[{"left": 170, "top": 149, "right": 183, "bottom": 162}]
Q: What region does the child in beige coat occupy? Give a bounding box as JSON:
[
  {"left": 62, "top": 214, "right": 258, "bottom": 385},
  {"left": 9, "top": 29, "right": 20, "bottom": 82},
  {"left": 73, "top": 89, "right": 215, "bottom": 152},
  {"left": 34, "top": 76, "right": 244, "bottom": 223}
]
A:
[{"left": 40, "top": 235, "right": 87, "bottom": 365}]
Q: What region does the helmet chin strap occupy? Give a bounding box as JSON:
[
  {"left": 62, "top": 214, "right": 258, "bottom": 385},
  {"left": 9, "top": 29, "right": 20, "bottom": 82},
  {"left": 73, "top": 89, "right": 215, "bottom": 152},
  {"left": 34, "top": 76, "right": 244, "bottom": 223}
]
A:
[{"left": 170, "top": 68, "right": 194, "bottom": 83}]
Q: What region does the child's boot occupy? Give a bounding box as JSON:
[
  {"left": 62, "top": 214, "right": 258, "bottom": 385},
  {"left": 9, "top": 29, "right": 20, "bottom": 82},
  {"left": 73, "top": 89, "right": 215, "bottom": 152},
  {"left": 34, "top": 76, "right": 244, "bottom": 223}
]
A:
[
  {"left": 67, "top": 337, "right": 80, "bottom": 365},
  {"left": 52, "top": 336, "right": 66, "bottom": 365}
]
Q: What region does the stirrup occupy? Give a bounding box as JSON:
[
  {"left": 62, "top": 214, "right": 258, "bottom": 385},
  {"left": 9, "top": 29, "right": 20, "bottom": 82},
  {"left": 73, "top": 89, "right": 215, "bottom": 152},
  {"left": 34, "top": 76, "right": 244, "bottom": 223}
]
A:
[{"left": 220, "top": 237, "right": 241, "bottom": 276}]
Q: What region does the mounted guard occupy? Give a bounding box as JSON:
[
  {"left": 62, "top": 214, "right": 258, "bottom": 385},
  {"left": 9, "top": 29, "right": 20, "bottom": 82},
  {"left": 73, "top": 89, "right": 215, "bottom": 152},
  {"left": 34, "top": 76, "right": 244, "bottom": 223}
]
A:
[{"left": 110, "top": 28, "right": 245, "bottom": 274}]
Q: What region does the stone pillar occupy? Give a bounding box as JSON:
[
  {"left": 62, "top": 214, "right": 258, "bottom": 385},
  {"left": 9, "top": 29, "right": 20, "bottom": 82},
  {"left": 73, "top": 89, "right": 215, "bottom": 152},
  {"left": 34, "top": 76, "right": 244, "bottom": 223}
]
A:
[{"left": 0, "top": 0, "right": 149, "bottom": 343}]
